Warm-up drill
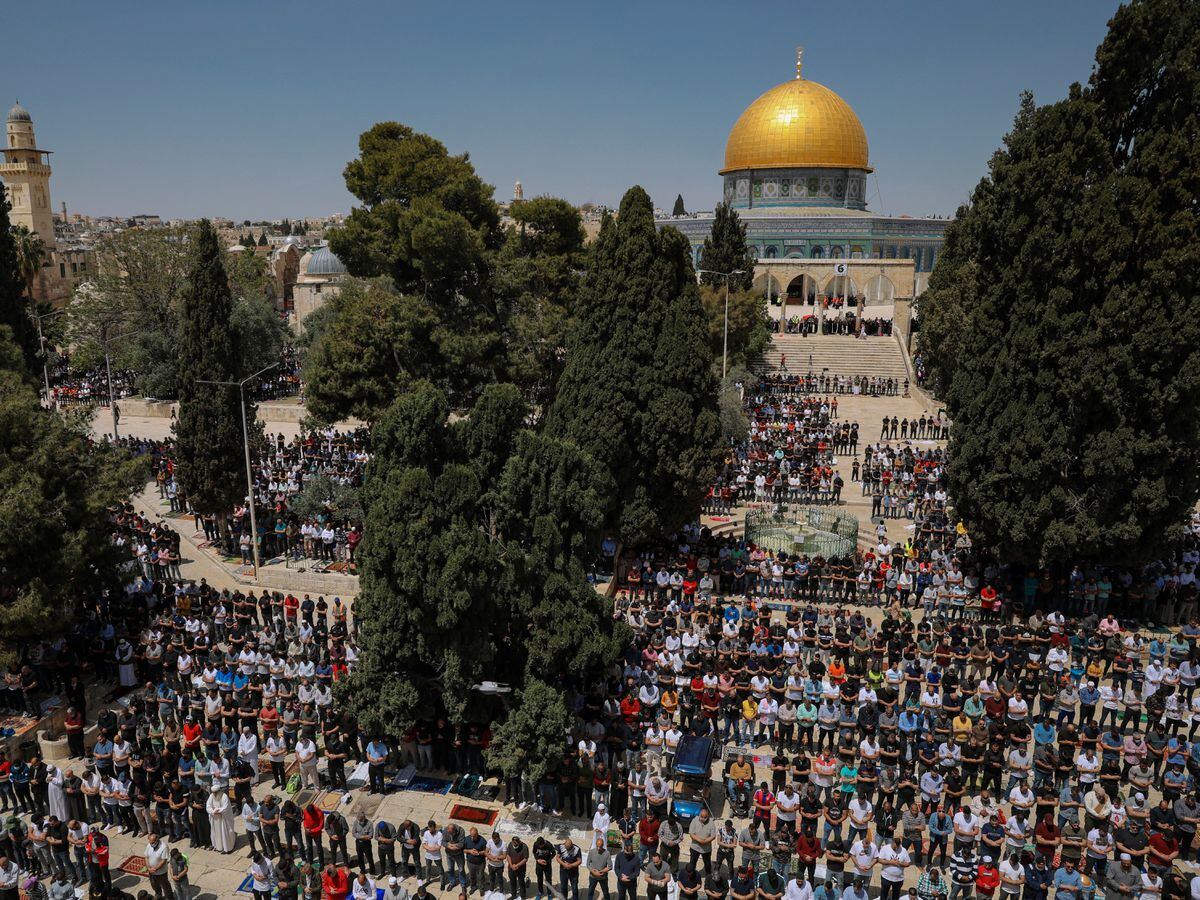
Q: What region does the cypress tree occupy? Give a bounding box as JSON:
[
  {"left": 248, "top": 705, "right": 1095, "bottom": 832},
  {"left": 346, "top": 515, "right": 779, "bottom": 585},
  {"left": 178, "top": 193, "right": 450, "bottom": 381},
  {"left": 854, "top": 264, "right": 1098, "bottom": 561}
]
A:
[
  {"left": 672, "top": 193, "right": 686, "bottom": 216},
  {"left": 698, "top": 201, "right": 755, "bottom": 291},
  {"left": 546, "top": 185, "right": 720, "bottom": 546},
  {"left": 0, "top": 196, "right": 37, "bottom": 377},
  {"left": 174, "top": 221, "right": 250, "bottom": 527},
  {"left": 945, "top": 0, "right": 1200, "bottom": 568}
]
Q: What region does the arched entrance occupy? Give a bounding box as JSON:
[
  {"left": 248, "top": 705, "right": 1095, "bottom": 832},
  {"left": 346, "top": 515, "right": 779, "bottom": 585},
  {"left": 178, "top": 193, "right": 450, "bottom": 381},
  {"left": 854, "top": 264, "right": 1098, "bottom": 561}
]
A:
[
  {"left": 863, "top": 273, "right": 896, "bottom": 307},
  {"left": 822, "top": 274, "right": 859, "bottom": 335},
  {"left": 782, "top": 274, "right": 819, "bottom": 332}
]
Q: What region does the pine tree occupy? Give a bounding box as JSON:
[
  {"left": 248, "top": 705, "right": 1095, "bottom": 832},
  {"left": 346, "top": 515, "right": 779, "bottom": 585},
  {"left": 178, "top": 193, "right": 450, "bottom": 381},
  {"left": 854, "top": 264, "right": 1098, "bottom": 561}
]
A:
[
  {"left": 546, "top": 186, "right": 720, "bottom": 546},
  {"left": 672, "top": 193, "right": 686, "bottom": 216},
  {"left": 174, "top": 221, "right": 250, "bottom": 527},
  {"left": 257, "top": 232, "right": 268, "bottom": 247},
  {"left": 698, "top": 201, "right": 755, "bottom": 291}
]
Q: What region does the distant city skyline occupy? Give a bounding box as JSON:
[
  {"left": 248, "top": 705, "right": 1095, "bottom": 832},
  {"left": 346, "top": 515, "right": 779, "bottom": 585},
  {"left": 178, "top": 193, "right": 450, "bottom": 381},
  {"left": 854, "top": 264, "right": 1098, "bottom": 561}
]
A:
[{"left": 3, "top": 0, "right": 1121, "bottom": 222}]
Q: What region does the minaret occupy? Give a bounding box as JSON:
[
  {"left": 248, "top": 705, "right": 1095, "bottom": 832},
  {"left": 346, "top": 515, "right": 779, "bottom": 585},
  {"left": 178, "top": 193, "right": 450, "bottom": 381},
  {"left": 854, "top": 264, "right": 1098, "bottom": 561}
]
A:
[
  {"left": 513, "top": 180, "right": 524, "bottom": 203},
  {"left": 2, "top": 101, "right": 55, "bottom": 242}
]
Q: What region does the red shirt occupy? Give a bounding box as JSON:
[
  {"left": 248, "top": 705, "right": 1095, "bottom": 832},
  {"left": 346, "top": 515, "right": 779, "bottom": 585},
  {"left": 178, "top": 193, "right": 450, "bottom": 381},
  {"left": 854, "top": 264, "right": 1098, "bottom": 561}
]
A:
[
  {"left": 796, "top": 835, "right": 822, "bottom": 862},
  {"left": 303, "top": 806, "right": 325, "bottom": 836},
  {"left": 639, "top": 817, "right": 662, "bottom": 846},
  {"left": 321, "top": 866, "right": 349, "bottom": 900}
]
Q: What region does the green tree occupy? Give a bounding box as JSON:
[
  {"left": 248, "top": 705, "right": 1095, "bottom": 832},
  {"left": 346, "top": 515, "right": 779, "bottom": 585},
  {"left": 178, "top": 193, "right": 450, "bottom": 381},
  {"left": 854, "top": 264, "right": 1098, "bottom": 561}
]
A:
[
  {"left": 0, "top": 199, "right": 38, "bottom": 376},
  {"left": 230, "top": 293, "right": 289, "bottom": 383},
  {"left": 257, "top": 233, "right": 268, "bottom": 247},
  {"left": 672, "top": 194, "right": 687, "bottom": 216},
  {"left": 289, "top": 474, "right": 363, "bottom": 526},
  {"left": 340, "top": 384, "right": 501, "bottom": 731},
  {"left": 945, "top": 0, "right": 1200, "bottom": 567},
  {"left": 11, "top": 225, "right": 48, "bottom": 301},
  {"left": 225, "top": 245, "right": 272, "bottom": 303},
  {"left": 341, "top": 381, "right": 624, "bottom": 740},
  {"left": 913, "top": 208, "right": 977, "bottom": 394},
  {"left": 327, "top": 122, "right": 500, "bottom": 300},
  {"left": 698, "top": 201, "right": 755, "bottom": 291},
  {"left": 320, "top": 123, "right": 509, "bottom": 409},
  {"left": 546, "top": 186, "right": 721, "bottom": 546},
  {"left": 493, "top": 196, "right": 586, "bottom": 408},
  {"left": 301, "top": 278, "right": 441, "bottom": 424},
  {"left": 0, "top": 335, "right": 146, "bottom": 662},
  {"left": 699, "top": 284, "right": 770, "bottom": 369},
  {"left": 174, "top": 221, "right": 250, "bottom": 525},
  {"left": 484, "top": 678, "right": 573, "bottom": 785},
  {"left": 71, "top": 227, "right": 191, "bottom": 399}
]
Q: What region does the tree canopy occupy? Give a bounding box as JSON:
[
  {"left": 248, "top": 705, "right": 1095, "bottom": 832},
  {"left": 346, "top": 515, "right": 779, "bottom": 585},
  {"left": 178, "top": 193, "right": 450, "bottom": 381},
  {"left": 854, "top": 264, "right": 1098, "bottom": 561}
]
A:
[
  {"left": 0, "top": 198, "right": 38, "bottom": 378},
  {"left": 174, "top": 220, "right": 253, "bottom": 521},
  {"left": 340, "top": 381, "right": 626, "bottom": 777},
  {"left": 933, "top": 0, "right": 1200, "bottom": 567},
  {"left": 698, "top": 201, "right": 755, "bottom": 292},
  {"left": 546, "top": 186, "right": 721, "bottom": 547}
]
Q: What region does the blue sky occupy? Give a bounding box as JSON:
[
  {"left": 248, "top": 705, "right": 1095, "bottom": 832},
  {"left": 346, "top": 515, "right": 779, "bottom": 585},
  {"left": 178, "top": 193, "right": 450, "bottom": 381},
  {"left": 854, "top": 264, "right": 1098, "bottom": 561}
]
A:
[{"left": 3, "top": 0, "right": 1121, "bottom": 221}]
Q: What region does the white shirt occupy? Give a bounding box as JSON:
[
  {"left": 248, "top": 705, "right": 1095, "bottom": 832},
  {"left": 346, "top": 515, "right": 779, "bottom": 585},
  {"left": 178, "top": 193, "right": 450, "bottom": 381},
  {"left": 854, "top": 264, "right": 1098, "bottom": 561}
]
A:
[
  {"left": 877, "top": 844, "right": 910, "bottom": 882},
  {"left": 422, "top": 829, "right": 444, "bottom": 861},
  {"left": 786, "top": 879, "right": 815, "bottom": 900},
  {"left": 145, "top": 839, "right": 170, "bottom": 873},
  {"left": 999, "top": 860, "right": 1024, "bottom": 893}
]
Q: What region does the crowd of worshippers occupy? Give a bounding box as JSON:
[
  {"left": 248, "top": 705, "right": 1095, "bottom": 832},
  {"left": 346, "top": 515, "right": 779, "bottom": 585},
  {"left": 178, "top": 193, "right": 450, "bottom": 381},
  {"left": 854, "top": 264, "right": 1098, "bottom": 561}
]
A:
[
  {"left": 6, "top": 527, "right": 1200, "bottom": 900},
  {"left": 117, "top": 428, "right": 368, "bottom": 570},
  {"left": 0, "top": 570, "right": 369, "bottom": 898},
  {"left": 47, "top": 356, "right": 137, "bottom": 406},
  {"left": 757, "top": 373, "right": 906, "bottom": 398},
  {"left": 706, "top": 392, "right": 855, "bottom": 515}
]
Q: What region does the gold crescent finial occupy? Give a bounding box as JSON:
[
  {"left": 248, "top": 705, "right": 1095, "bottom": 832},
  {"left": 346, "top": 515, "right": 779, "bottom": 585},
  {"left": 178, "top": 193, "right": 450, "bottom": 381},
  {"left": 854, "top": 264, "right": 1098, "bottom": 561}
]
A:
[{"left": 796, "top": 47, "right": 804, "bottom": 79}]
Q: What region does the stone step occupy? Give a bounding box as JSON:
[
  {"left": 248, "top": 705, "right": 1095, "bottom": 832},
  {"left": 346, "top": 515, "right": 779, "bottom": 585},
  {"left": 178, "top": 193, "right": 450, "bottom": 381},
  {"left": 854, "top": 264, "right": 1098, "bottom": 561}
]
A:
[{"left": 758, "top": 333, "right": 910, "bottom": 379}]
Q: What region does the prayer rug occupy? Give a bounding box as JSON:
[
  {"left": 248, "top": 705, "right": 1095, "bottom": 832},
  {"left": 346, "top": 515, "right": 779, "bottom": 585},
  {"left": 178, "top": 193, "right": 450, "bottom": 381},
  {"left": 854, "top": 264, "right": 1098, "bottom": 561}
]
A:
[
  {"left": 317, "top": 790, "right": 347, "bottom": 812},
  {"left": 405, "top": 775, "right": 453, "bottom": 795},
  {"left": 450, "top": 804, "right": 498, "bottom": 826},
  {"left": 117, "top": 855, "right": 148, "bottom": 876}
]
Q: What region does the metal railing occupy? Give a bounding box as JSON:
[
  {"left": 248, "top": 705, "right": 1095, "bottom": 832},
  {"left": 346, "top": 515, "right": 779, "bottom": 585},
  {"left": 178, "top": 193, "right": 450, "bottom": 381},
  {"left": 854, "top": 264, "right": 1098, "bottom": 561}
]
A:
[{"left": 744, "top": 505, "right": 858, "bottom": 557}]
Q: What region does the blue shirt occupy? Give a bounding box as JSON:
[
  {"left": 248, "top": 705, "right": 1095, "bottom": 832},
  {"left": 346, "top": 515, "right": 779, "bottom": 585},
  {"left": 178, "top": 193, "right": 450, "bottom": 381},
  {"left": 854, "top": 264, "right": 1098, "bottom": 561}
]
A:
[
  {"left": 1053, "top": 868, "right": 1082, "bottom": 898},
  {"left": 1034, "top": 723, "right": 1056, "bottom": 746},
  {"left": 367, "top": 742, "right": 389, "bottom": 765}
]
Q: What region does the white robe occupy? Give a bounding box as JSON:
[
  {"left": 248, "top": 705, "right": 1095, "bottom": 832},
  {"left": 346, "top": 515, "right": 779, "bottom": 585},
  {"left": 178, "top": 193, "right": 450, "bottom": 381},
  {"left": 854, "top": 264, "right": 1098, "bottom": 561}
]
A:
[
  {"left": 116, "top": 642, "right": 136, "bottom": 688},
  {"left": 47, "top": 769, "right": 68, "bottom": 822},
  {"left": 206, "top": 791, "right": 237, "bottom": 853}
]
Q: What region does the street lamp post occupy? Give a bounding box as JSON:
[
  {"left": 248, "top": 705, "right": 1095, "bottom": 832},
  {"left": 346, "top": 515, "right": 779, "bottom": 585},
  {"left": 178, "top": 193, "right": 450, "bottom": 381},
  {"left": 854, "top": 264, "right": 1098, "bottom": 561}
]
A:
[
  {"left": 99, "top": 328, "right": 141, "bottom": 439},
  {"left": 697, "top": 269, "right": 745, "bottom": 380},
  {"left": 30, "top": 308, "right": 63, "bottom": 408},
  {"left": 197, "top": 362, "right": 279, "bottom": 578}
]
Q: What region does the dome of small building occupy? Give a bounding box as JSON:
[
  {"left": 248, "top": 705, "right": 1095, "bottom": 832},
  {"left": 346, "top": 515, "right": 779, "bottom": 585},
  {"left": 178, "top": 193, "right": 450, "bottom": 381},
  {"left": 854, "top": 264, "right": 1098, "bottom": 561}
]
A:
[
  {"left": 7, "top": 101, "right": 31, "bottom": 123},
  {"left": 304, "top": 246, "right": 347, "bottom": 276}
]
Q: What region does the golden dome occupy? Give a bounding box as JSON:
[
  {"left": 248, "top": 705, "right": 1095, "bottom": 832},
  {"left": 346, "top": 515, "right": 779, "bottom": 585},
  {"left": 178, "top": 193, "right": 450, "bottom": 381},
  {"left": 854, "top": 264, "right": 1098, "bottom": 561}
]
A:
[{"left": 721, "top": 75, "right": 870, "bottom": 174}]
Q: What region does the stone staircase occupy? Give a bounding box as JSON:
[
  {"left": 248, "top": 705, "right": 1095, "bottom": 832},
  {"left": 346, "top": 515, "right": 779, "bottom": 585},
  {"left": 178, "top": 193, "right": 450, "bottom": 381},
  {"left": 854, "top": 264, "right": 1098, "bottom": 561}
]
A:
[{"left": 758, "top": 333, "right": 911, "bottom": 381}]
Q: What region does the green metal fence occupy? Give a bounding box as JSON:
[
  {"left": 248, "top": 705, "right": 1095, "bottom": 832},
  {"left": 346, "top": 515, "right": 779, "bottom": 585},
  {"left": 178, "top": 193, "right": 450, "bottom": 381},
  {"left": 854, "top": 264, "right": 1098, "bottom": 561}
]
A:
[{"left": 744, "top": 506, "right": 858, "bottom": 557}]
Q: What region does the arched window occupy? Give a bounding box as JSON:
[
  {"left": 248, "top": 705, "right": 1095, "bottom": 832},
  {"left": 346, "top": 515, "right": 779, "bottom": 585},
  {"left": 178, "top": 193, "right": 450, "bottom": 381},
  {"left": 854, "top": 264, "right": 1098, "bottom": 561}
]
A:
[
  {"left": 764, "top": 245, "right": 778, "bottom": 259},
  {"left": 810, "top": 246, "right": 824, "bottom": 259},
  {"left": 831, "top": 246, "right": 844, "bottom": 259}
]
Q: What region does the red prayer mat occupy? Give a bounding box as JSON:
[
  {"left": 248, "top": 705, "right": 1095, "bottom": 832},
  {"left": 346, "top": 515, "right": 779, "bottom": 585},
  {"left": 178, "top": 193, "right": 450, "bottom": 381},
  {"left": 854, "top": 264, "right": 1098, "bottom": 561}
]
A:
[
  {"left": 450, "top": 804, "right": 498, "bottom": 826},
  {"left": 118, "top": 854, "right": 149, "bottom": 876}
]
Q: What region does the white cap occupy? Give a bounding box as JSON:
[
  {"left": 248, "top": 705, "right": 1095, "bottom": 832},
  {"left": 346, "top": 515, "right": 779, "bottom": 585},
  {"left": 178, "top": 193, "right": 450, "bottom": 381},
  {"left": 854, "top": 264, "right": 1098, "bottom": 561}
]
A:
[{"left": 1120, "top": 853, "right": 1132, "bottom": 862}]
